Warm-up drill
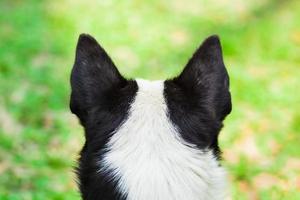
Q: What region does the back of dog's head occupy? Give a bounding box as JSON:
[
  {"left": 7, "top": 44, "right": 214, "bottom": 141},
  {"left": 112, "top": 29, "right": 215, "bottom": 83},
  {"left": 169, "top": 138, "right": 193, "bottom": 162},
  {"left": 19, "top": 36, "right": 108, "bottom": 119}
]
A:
[{"left": 70, "top": 34, "right": 231, "bottom": 200}]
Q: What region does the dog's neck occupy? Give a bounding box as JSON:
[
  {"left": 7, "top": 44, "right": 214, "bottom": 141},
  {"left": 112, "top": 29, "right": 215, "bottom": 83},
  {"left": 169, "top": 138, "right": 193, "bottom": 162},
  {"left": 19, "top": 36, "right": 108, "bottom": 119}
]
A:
[{"left": 100, "top": 79, "right": 227, "bottom": 200}]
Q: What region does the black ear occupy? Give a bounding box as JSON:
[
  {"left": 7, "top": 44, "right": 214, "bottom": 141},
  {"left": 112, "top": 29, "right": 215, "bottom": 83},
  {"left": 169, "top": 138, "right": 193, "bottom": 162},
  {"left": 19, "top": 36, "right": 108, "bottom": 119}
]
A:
[
  {"left": 175, "top": 35, "right": 231, "bottom": 120},
  {"left": 70, "top": 34, "right": 126, "bottom": 123}
]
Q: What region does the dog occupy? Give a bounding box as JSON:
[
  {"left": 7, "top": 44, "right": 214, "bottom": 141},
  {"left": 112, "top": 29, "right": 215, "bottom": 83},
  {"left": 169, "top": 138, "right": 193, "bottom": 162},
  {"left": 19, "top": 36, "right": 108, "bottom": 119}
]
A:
[{"left": 70, "top": 33, "right": 232, "bottom": 200}]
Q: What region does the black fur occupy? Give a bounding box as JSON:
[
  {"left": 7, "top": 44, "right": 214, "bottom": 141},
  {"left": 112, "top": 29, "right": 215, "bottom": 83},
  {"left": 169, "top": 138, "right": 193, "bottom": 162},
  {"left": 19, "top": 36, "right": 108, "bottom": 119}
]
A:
[
  {"left": 70, "top": 34, "right": 231, "bottom": 199},
  {"left": 164, "top": 35, "right": 231, "bottom": 158},
  {"left": 70, "top": 34, "right": 137, "bottom": 200}
]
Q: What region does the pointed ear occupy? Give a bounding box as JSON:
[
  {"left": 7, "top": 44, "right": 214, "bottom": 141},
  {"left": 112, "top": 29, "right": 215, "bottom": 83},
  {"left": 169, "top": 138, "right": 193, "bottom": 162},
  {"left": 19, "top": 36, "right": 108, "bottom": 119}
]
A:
[
  {"left": 70, "top": 34, "right": 126, "bottom": 123},
  {"left": 175, "top": 35, "right": 231, "bottom": 120}
]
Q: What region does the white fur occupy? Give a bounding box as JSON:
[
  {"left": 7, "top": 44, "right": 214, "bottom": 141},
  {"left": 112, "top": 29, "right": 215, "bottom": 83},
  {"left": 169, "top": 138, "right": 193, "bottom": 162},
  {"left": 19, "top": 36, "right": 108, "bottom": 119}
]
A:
[{"left": 100, "top": 79, "right": 227, "bottom": 200}]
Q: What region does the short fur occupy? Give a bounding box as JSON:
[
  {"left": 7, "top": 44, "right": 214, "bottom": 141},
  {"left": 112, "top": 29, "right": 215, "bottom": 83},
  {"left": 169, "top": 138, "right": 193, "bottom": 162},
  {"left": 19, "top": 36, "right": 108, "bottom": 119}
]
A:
[{"left": 70, "top": 33, "right": 232, "bottom": 200}]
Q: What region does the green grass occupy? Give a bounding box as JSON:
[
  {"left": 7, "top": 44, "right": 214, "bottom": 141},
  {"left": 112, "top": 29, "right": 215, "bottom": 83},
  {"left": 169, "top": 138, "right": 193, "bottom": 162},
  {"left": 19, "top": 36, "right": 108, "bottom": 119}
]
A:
[{"left": 0, "top": 0, "right": 300, "bottom": 199}]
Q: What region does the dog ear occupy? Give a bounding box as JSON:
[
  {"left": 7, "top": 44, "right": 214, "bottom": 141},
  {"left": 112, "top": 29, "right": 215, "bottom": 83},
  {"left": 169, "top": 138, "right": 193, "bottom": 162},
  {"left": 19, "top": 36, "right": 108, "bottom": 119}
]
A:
[
  {"left": 70, "top": 34, "right": 126, "bottom": 124},
  {"left": 175, "top": 35, "right": 231, "bottom": 120}
]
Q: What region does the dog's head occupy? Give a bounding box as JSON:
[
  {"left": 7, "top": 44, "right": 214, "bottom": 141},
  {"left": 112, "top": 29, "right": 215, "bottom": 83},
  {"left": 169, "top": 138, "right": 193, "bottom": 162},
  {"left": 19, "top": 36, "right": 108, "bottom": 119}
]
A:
[{"left": 70, "top": 34, "right": 231, "bottom": 200}]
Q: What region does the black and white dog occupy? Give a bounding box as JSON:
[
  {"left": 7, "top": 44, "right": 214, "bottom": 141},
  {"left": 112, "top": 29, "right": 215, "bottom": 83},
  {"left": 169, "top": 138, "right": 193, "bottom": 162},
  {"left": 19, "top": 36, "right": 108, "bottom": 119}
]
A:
[{"left": 70, "top": 34, "right": 232, "bottom": 200}]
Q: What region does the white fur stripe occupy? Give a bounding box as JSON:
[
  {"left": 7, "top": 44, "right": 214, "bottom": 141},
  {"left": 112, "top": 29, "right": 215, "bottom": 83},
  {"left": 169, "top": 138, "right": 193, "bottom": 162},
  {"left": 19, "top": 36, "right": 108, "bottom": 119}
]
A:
[{"left": 100, "top": 79, "right": 227, "bottom": 200}]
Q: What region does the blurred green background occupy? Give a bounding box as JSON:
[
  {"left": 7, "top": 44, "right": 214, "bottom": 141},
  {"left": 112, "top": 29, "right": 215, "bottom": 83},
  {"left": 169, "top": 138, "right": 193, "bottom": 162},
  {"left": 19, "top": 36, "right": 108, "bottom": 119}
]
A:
[{"left": 0, "top": 0, "right": 300, "bottom": 199}]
